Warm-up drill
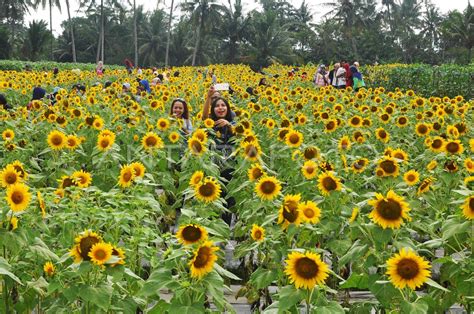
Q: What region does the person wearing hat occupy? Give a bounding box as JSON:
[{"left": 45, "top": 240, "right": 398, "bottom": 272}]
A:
[{"left": 0, "top": 94, "right": 12, "bottom": 110}]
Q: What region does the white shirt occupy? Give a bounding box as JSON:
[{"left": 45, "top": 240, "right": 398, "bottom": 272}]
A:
[{"left": 335, "top": 67, "right": 346, "bottom": 86}]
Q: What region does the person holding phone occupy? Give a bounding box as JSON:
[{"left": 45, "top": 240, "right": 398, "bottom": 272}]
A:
[{"left": 202, "top": 86, "right": 236, "bottom": 225}]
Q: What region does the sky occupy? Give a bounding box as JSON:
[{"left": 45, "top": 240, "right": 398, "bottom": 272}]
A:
[{"left": 25, "top": 0, "right": 471, "bottom": 36}]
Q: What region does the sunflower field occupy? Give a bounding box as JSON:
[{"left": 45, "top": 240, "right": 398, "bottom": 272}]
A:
[{"left": 0, "top": 64, "right": 473, "bottom": 313}]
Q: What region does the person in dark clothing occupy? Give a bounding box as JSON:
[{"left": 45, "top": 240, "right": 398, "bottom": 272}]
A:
[{"left": 0, "top": 94, "right": 12, "bottom": 110}]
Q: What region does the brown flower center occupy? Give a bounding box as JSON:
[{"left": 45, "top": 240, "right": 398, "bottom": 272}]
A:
[
  {"left": 376, "top": 199, "right": 402, "bottom": 220},
  {"left": 295, "top": 257, "right": 318, "bottom": 279},
  {"left": 322, "top": 176, "right": 337, "bottom": 191},
  {"left": 193, "top": 247, "right": 211, "bottom": 268},
  {"left": 182, "top": 226, "right": 202, "bottom": 242},
  {"left": 199, "top": 182, "right": 215, "bottom": 197},
  {"left": 396, "top": 258, "right": 419, "bottom": 279},
  {"left": 260, "top": 180, "right": 276, "bottom": 194}
]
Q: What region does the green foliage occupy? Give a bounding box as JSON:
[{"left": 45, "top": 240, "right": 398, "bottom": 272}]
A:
[{"left": 0, "top": 60, "right": 122, "bottom": 71}]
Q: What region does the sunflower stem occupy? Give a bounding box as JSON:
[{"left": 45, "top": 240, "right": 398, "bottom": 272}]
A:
[{"left": 306, "top": 288, "right": 314, "bottom": 313}]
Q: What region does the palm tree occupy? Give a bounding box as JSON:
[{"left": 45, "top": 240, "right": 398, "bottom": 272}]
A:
[
  {"left": 443, "top": 2, "right": 474, "bottom": 61},
  {"left": 65, "top": 0, "right": 77, "bottom": 62},
  {"left": 22, "top": 20, "right": 51, "bottom": 60},
  {"left": 34, "top": 0, "right": 61, "bottom": 60},
  {"left": 243, "top": 10, "right": 295, "bottom": 68},
  {"left": 139, "top": 9, "right": 167, "bottom": 66},
  {"left": 181, "top": 0, "right": 224, "bottom": 65},
  {"left": 420, "top": 2, "right": 442, "bottom": 50},
  {"left": 165, "top": 0, "right": 177, "bottom": 66},
  {"left": 214, "top": 0, "right": 250, "bottom": 64}
]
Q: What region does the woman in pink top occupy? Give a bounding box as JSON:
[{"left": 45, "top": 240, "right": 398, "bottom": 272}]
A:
[{"left": 314, "top": 64, "right": 330, "bottom": 87}]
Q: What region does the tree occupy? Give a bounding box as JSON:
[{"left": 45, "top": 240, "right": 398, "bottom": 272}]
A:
[
  {"left": 243, "top": 9, "right": 295, "bottom": 68},
  {"left": 165, "top": 0, "right": 177, "bottom": 66},
  {"left": 65, "top": 0, "right": 77, "bottom": 62},
  {"left": 34, "top": 0, "right": 61, "bottom": 60},
  {"left": 22, "top": 19, "right": 51, "bottom": 61},
  {"left": 214, "top": 0, "right": 250, "bottom": 64},
  {"left": 181, "top": 0, "right": 224, "bottom": 65},
  {"left": 442, "top": 3, "right": 474, "bottom": 62},
  {"left": 139, "top": 8, "right": 167, "bottom": 66}
]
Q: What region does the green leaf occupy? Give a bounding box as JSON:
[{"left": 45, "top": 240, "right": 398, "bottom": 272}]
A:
[
  {"left": 368, "top": 274, "right": 402, "bottom": 308},
  {"left": 400, "top": 300, "right": 429, "bottom": 314},
  {"left": 340, "top": 273, "right": 369, "bottom": 289},
  {"left": 250, "top": 267, "right": 278, "bottom": 289},
  {"left": 425, "top": 278, "right": 450, "bottom": 292},
  {"left": 214, "top": 263, "right": 241, "bottom": 281},
  {"left": 139, "top": 268, "right": 175, "bottom": 297},
  {"left": 339, "top": 240, "right": 368, "bottom": 265},
  {"left": 80, "top": 285, "right": 113, "bottom": 311},
  {"left": 276, "top": 285, "right": 305, "bottom": 311},
  {"left": 0, "top": 257, "right": 22, "bottom": 284},
  {"left": 313, "top": 301, "right": 345, "bottom": 314},
  {"left": 441, "top": 219, "right": 470, "bottom": 241}
]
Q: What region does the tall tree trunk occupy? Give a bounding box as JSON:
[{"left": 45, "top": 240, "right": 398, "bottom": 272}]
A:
[
  {"left": 192, "top": 10, "right": 204, "bottom": 66},
  {"left": 96, "top": 28, "right": 101, "bottom": 62},
  {"left": 165, "top": 0, "right": 175, "bottom": 66},
  {"left": 49, "top": 0, "right": 53, "bottom": 60},
  {"left": 133, "top": 0, "right": 138, "bottom": 66},
  {"left": 100, "top": 0, "right": 105, "bottom": 62},
  {"left": 66, "top": 0, "right": 76, "bottom": 62}
]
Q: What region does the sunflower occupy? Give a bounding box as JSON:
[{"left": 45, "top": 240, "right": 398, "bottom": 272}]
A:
[
  {"left": 415, "top": 123, "right": 430, "bottom": 136},
  {"left": 43, "top": 262, "right": 55, "bottom": 276},
  {"left": 59, "top": 175, "right": 77, "bottom": 189},
  {"left": 255, "top": 176, "right": 282, "bottom": 201},
  {"left": 188, "top": 138, "right": 206, "bottom": 156},
  {"left": 377, "top": 156, "right": 400, "bottom": 177},
  {"left": 461, "top": 195, "right": 474, "bottom": 220},
  {"left": 130, "top": 162, "right": 146, "bottom": 178},
  {"left": 5, "top": 183, "right": 31, "bottom": 212},
  {"left": 444, "top": 160, "right": 458, "bottom": 173},
  {"left": 368, "top": 190, "right": 411, "bottom": 229},
  {"left": 375, "top": 128, "right": 390, "bottom": 143},
  {"left": 92, "top": 117, "right": 104, "bottom": 130},
  {"left": 194, "top": 177, "right": 221, "bottom": 203},
  {"left": 278, "top": 194, "right": 302, "bottom": 229},
  {"left": 324, "top": 119, "right": 338, "bottom": 133},
  {"left": 189, "top": 241, "right": 219, "bottom": 278},
  {"left": 97, "top": 134, "right": 115, "bottom": 151},
  {"left": 71, "top": 230, "right": 102, "bottom": 263},
  {"left": 1, "top": 165, "right": 22, "bottom": 187},
  {"left": 470, "top": 139, "right": 474, "bottom": 152},
  {"left": 301, "top": 160, "right": 318, "bottom": 179},
  {"left": 396, "top": 116, "right": 409, "bottom": 127},
  {"left": 285, "top": 129, "right": 304, "bottom": 148},
  {"left": 118, "top": 164, "right": 135, "bottom": 188},
  {"left": 465, "top": 158, "right": 474, "bottom": 173},
  {"left": 66, "top": 135, "right": 81, "bottom": 149},
  {"left": 189, "top": 170, "right": 205, "bottom": 187},
  {"left": 444, "top": 140, "right": 464, "bottom": 155},
  {"left": 403, "top": 170, "right": 420, "bottom": 186},
  {"left": 348, "top": 115, "right": 363, "bottom": 127},
  {"left": 417, "top": 178, "right": 434, "bottom": 195},
  {"left": 248, "top": 164, "right": 265, "bottom": 182},
  {"left": 37, "top": 191, "right": 46, "bottom": 218},
  {"left": 72, "top": 170, "right": 92, "bottom": 188},
  {"left": 169, "top": 131, "right": 180, "bottom": 143},
  {"left": 317, "top": 172, "right": 342, "bottom": 196},
  {"left": 349, "top": 207, "right": 359, "bottom": 223},
  {"left": 142, "top": 132, "right": 164, "bottom": 150},
  {"left": 2, "top": 129, "right": 14, "bottom": 141},
  {"left": 177, "top": 224, "right": 208, "bottom": 245},
  {"left": 192, "top": 129, "right": 208, "bottom": 143},
  {"left": 303, "top": 146, "right": 319, "bottom": 160},
  {"left": 11, "top": 161, "right": 27, "bottom": 180},
  {"left": 88, "top": 242, "right": 113, "bottom": 266},
  {"left": 250, "top": 224, "right": 265, "bottom": 241},
  {"left": 392, "top": 149, "right": 409, "bottom": 163},
  {"left": 156, "top": 118, "right": 170, "bottom": 131},
  {"left": 352, "top": 158, "right": 369, "bottom": 173},
  {"left": 47, "top": 130, "right": 67, "bottom": 150},
  {"left": 429, "top": 136, "right": 445, "bottom": 153},
  {"left": 299, "top": 201, "right": 321, "bottom": 224},
  {"left": 204, "top": 118, "right": 215, "bottom": 128},
  {"left": 386, "top": 248, "right": 431, "bottom": 290},
  {"left": 242, "top": 141, "right": 260, "bottom": 161},
  {"left": 427, "top": 160, "right": 437, "bottom": 171},
  {"left": 111, "top": 246, "right": 126, "bottom": 266},
  {"left": 338, "top": 136, "right": 351, "bottom": 151},
  {"left": 285, "top": 251, "right": 329, "bottom": 289}
]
